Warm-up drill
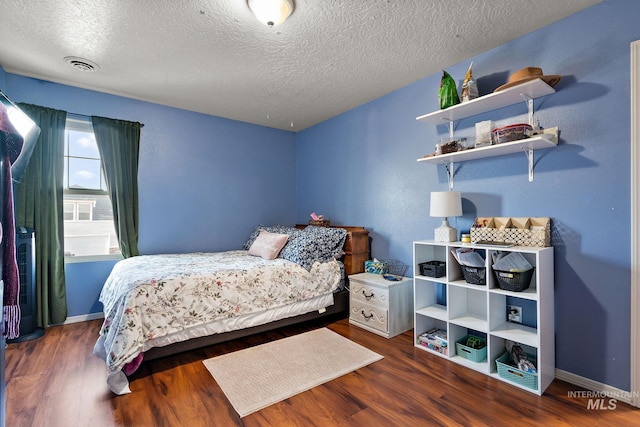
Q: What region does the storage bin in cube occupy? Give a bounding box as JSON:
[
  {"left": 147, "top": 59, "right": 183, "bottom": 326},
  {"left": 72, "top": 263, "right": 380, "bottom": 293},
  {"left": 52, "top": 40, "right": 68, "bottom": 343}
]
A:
[
  {"left": 419, "top": 261, "right": 445, "bottom": 278},
  {"left": 461, "top": 265, "right": 486, "bottom": 285},
  {"left": 456, "top": 335, "right": 487, "bottom": 363},
  {"left": 495, "top": 351, "right": 538, "bottom": 390}
]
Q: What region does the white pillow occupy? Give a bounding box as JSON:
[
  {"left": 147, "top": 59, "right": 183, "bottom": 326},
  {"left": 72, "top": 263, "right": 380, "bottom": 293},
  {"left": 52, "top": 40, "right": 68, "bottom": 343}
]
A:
[{"left": 248, "top": 230, "right": 289, "bottom": 260}]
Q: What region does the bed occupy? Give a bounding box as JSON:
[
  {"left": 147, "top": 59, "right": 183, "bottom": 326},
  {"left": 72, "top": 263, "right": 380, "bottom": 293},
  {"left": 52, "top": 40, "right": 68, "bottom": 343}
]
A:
[{"left": 93, "top": 225, "right": 364, "bottom": 394}]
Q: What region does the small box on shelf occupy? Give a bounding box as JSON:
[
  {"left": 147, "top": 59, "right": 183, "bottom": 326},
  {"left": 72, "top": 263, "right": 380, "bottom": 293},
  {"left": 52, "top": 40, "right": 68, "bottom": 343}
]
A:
[{"left": 475, "top": 120, "right": 493, "bottom": 147}]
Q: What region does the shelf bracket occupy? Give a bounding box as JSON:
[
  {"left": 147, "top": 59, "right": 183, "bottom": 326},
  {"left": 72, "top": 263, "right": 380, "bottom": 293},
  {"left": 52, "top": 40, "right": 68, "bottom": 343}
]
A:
[
  {"left": 445, "top": 161, "right": 455, "bottom": 190},
  {"left": 521, "top": 94, "right": 534, "bottom": 127},
  {"left": 525, "top": 148, "right": 534, "bottom": 182},
  {"left": 442, "top": 118, "right": 455, "bottom": 139}
]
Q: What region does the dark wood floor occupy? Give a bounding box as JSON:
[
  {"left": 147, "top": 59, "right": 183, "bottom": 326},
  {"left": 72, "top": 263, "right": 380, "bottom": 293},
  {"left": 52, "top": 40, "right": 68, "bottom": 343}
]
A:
[{"left": 5, "top": 316, "right": 640, "bottom": 426}]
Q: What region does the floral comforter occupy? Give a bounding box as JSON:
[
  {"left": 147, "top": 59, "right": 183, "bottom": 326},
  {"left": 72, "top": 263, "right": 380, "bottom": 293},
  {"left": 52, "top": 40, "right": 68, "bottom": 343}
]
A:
[{"left": 94, "top": 250, "right": 342, "bottom": 394}]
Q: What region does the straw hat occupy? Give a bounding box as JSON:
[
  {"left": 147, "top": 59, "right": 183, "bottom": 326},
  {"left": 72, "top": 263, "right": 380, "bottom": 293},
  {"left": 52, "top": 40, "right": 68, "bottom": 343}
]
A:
[{"left": 494, "top": 67, "right": 562, "bottom": 92}]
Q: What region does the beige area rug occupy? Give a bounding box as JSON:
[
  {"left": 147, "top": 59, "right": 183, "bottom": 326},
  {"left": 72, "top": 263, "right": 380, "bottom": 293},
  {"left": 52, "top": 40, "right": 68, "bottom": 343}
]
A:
[{"left": 202, "top": 327, "right": 383, "bottom": 417}]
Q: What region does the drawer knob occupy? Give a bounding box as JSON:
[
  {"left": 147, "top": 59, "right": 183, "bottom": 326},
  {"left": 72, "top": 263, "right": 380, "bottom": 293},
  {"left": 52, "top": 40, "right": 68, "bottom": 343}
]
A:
[
  {"left": 361, "top": 290, "right": 375, "bottom": 300},
  {"left": 361, "top": 310, "right": 374, "bottom": 320}
]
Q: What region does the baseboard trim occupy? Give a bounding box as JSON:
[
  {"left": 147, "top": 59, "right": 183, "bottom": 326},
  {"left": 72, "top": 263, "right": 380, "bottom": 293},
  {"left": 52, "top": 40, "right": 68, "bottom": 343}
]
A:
[
  {"left": 64, "top": 312, "right": 104, "bottom": 324},
  {"left": 555, "top": 368, "right": 637, "bottom": 407}
]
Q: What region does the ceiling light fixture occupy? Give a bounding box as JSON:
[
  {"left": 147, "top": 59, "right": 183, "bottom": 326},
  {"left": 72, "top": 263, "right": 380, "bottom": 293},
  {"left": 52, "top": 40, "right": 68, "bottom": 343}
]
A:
[{"left": 247, "top": 0, "right": 294, "bottom": 27}]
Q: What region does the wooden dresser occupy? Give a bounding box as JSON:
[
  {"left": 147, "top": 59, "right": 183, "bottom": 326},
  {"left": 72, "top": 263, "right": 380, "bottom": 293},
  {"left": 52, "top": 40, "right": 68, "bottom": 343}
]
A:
[{"left": 295, "top": 224, "right": 370, "bottom": 275}]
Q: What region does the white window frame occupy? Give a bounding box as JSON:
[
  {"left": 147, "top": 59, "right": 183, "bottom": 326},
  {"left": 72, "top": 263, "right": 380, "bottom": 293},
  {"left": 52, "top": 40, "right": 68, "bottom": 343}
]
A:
[
  {"left": 63, "top": 199, "right": 96, "bottom": 222},
  {"left": 63, "top": 117, "right": 122, "bottom": 263}
]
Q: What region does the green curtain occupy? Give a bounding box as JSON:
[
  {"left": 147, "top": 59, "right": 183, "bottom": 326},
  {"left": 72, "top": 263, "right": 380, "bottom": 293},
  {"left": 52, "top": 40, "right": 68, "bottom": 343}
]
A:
[
  {"left": 91, "top": 116, "right": 142, "bottom": 258},
  {"left": 14, "top": 104, "right": 68, "bottom": 327}
]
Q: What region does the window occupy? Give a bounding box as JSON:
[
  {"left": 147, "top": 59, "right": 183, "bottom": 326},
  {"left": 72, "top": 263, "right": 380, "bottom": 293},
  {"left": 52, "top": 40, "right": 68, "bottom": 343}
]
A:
[
  {"left": 63, "top": 199, "right": 95, "bottom": 221},
  {"left": 63, "top": 117, "right": 120, "bottom": 259}
]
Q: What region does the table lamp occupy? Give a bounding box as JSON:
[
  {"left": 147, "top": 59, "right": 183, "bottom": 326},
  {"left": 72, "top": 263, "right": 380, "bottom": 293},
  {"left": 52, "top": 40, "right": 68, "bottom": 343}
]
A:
[{"left": 430, "top": 191, "right": 462, "bottom": 242}]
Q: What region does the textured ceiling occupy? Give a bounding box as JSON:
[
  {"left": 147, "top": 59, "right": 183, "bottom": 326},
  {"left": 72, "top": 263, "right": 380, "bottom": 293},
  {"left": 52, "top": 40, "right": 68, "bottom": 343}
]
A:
[{"left": 0, "top": 0, "right": 600, "bottom": 131}]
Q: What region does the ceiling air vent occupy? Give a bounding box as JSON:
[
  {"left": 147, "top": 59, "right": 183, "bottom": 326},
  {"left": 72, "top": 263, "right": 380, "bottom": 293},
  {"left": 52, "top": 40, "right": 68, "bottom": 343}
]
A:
[{"left": 64, "top": 56, "right": 100, "bottom": 72}]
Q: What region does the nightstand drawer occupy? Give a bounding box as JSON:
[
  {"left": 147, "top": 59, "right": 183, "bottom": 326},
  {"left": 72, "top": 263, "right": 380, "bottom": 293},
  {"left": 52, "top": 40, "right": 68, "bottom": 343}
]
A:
[
  {"left": 350, "top": 281, "right": 389, "bottom": 308},
  {"left": 350, "top": 301, "right": 387, "bottom": 333}
]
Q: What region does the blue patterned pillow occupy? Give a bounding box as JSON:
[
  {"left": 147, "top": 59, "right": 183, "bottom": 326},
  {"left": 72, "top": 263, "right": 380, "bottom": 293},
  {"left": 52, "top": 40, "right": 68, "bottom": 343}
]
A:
[
  {"left": 280, "top": 226, "right": 347, "bottom": 270},
  {"left": 243, "top": 225, "right": 301, "bottom": 250}
]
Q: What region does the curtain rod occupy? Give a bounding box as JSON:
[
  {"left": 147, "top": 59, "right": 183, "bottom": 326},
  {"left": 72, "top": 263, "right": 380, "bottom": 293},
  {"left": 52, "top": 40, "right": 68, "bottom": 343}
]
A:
[
  {"left": 66, "top": 111, "right": 144, "bottom": 127},
  {"left": 66, "top": 111, "right": 91, "bottom": 120}
]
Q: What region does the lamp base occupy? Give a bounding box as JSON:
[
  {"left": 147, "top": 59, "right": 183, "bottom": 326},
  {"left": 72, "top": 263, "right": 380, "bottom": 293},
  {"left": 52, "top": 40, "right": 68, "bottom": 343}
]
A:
[{"left": 434, "top": 222, "right": 457, "bottom": 242}]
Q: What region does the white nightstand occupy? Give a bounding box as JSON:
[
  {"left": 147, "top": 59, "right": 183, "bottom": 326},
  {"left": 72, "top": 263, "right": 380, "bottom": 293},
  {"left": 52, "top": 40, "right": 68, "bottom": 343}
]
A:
[{"left": 348, "top": 272, "right": 414, "bottom": 338}]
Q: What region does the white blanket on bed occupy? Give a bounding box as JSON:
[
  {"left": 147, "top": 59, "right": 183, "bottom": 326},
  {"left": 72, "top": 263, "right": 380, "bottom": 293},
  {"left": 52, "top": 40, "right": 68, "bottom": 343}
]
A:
[{"left": 93, "top": 250, "right": 342, "bottom": 394}]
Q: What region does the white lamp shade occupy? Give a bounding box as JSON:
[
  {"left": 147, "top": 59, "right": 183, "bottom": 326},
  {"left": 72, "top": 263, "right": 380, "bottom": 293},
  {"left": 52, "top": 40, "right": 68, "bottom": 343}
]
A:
[
  {"left": 430, "top": 191, "right": 462, "bottom": 218},
  {"left": 248, "top": 0, "right": 294, "bottom": 26}
]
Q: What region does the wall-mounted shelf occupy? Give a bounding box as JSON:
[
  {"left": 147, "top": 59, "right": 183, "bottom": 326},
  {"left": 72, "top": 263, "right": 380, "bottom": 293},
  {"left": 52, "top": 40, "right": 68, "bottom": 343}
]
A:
[
  {"left": 416, "top": 79, "right": 556, "bottom": 125},
  {"left": 415, "top": 78, "right": 559, "bottom": 186},
  {"left": 417, "top": 133, "right": 557, "bottom": 165}
]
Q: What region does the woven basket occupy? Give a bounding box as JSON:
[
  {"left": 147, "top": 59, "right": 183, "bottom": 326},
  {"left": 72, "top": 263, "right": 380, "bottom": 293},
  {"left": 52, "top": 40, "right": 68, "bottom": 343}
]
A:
[
  {"left": 419, "top": 261, "right": 445, "bottom": 278},
  {"left": 384, "top": 259, "right": 408, "bottom": 277},
  {"left": 461, "top": 266, "right": 486, "bottom": 285},
  {"left": 456, "top": 335, "right": 487, "bottom": 363},
  {"left": 494, "top": 268, "right": 534, "bottom": 292},
  {"left": 496, "top": 352, "right": 538, "bottom": 390}
]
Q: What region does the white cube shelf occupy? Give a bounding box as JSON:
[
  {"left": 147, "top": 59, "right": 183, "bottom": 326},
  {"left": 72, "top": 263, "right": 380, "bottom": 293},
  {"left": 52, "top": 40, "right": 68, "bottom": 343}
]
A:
[{"left": 413, "top": 240, "right": 554, "bottom": 395}]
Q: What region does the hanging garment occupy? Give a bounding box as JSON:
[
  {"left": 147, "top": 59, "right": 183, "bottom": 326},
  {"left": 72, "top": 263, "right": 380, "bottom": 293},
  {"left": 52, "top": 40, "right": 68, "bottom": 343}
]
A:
[{"left": 0, "top": 103, "right": 22, "bottom": 339}]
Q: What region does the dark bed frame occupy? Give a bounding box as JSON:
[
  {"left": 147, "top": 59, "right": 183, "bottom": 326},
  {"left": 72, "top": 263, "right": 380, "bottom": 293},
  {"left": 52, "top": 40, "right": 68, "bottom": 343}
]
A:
[
  {"left": 143, "top": 224, "right": 369, "bottom": 361},
  {"left": 144, "top": 289, "right": 349, "bottom": 361}
]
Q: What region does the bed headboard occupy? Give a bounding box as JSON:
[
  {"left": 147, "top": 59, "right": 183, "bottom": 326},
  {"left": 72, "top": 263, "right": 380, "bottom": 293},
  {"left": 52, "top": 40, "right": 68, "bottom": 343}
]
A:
[{"left": 295, "top": 225, "right": 370, "bottom": 276}]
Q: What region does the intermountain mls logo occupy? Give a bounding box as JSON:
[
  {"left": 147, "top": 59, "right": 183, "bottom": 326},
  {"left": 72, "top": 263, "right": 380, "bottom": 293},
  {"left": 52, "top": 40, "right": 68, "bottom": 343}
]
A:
[{"left": 568, "top": 390, "right": 640, "bottom": 410}]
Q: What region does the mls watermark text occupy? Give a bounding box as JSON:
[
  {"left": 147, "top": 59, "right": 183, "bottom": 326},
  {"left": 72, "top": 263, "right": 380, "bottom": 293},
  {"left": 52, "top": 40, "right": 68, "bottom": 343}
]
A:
[{"left": 567, "top": 390, "right": 640, "bottom": 410}]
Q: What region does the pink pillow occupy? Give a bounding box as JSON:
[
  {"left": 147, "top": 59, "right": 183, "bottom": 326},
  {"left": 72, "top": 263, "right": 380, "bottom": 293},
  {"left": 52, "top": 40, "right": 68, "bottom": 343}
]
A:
[{"left": 248, "top": 230, "right": 289, "bottom": 260}]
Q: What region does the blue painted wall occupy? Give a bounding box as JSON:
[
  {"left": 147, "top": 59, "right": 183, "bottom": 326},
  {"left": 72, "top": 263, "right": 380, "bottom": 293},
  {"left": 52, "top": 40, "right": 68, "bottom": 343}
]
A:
[
  {"left": 3, "top": 75, "right": 297, "bottom": 320},
  {"left": 296, "top": 0, "right": 637, "bottom": 390},
  {"left": 2, "top": 0, "right": 636, "bottom": 392},
  {"left": 65, "top": 260, "right": 119, "bottom": 316}
]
